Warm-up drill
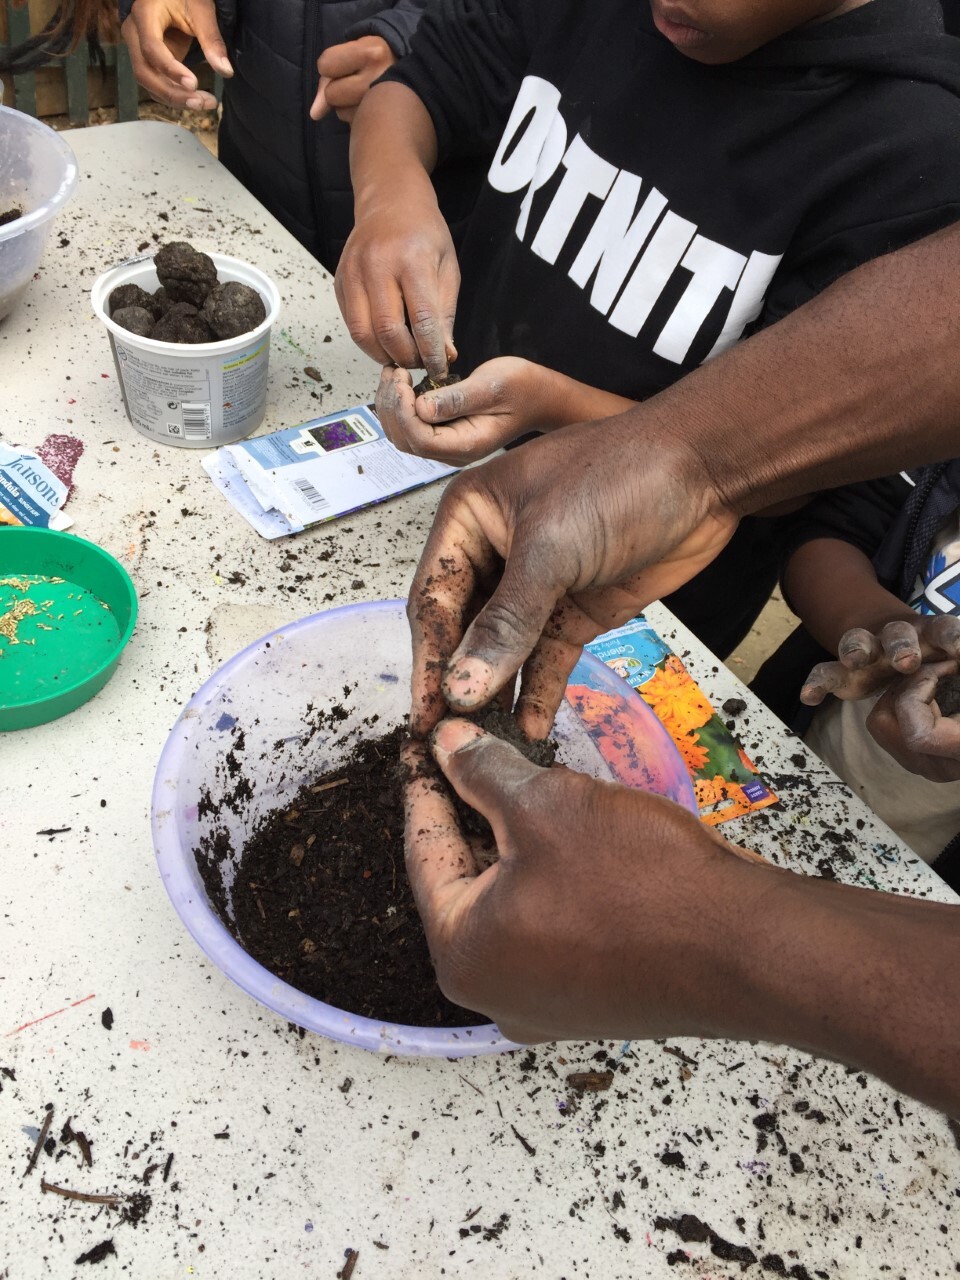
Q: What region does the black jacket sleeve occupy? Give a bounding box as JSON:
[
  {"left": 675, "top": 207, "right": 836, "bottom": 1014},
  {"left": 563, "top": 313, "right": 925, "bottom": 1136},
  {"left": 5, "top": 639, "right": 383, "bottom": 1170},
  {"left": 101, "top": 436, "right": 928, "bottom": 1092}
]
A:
[
  {"left": 345, "top": 0, "right": 428, "bottom": 59},
  {"left": 379, "top": 0, "right": 530, "bottom": 159}
]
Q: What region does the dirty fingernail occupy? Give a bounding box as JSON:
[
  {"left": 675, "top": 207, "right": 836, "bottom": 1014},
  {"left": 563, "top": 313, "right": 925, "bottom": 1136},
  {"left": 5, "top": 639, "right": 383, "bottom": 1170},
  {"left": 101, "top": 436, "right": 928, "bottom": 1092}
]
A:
[
  {"left": 443, "top": 658, "right": 495, "bottom": 708},
  {"left": 432, "top": 718, "right": 484, "bottom": 764},
  {"left": 184, "top": 95, "right": 205, "bottom": 110}
]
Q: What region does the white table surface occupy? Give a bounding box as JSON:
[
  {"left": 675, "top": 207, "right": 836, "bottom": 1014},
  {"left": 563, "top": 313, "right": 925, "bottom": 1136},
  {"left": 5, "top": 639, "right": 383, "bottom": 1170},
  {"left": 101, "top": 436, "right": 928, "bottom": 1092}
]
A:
[{"left": 1, "top": 121, "right": 957, "bottom": 1280}]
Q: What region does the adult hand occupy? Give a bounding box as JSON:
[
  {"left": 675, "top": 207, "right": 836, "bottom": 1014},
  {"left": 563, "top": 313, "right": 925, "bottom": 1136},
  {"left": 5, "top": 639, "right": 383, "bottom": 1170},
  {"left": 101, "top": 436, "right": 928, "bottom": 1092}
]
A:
[
  {"left": 375, "top": 358, "right": 546, "bottom": 466},
  {"left": 403, "top": 719, "right": 769, "bottom": 1044},
  {"left": 310, "top": 35, "right": 396, "bottom": 124},
  {"left": 866, "top": 659, "right": 960, "bottom": 782},
  {"left": 122, "top": 0, "right": 231, "bottom": 112},
  {"left": 404, "top": 718, "right": 960, "bottom": 1117},
  {"left": 801, "top": 614, "right": 960, "bottom": 705},
  {"left": 407, "top": 418, "right": 737, "bottom": 738}
]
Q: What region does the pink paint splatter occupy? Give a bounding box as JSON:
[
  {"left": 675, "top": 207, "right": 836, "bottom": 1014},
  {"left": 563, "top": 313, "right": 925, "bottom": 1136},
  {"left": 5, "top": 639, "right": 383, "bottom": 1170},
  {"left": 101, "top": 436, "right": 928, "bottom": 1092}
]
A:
[
  {"left": 36, "top": 434, "right": 84, "bottom": 499},
  {"left": 129, "top": 1040, "right": 151, "bottom": 1051},
  {"left": 5, "top": 994, "right": 96, "bottom": 1037}
]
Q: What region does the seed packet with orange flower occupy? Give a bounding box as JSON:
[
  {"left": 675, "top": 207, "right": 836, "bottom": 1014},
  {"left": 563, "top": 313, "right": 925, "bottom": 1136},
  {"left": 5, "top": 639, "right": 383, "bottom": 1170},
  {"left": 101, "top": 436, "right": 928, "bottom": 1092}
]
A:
[{"left": 585, "top": 616, "right": 777, "bottom": 827}]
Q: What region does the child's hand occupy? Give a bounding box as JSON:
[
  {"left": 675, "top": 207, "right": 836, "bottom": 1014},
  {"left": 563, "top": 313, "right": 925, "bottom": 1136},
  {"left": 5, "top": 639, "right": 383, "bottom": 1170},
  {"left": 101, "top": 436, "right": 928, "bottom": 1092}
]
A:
[
  {"left": 801, "top": 615, "right": 960, "bottom": 705},
  {"left": 867, "top": 659, "right": 960, "bottom": 782},
  {"left": 375, "top": 359, "right": 546, "bottom": 466},
  {"left": 310, "top": 36, "right": 396, "bottom": 123},
  {"left": 335, "top": 189, "right": 458, "bottom": 379}
]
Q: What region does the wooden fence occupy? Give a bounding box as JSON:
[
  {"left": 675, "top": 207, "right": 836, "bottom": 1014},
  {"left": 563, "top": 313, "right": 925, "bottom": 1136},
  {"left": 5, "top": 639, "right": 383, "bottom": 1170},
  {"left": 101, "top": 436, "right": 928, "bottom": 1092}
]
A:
[{"left": 0, "top": 0, "right": 138, "bottom": 123}]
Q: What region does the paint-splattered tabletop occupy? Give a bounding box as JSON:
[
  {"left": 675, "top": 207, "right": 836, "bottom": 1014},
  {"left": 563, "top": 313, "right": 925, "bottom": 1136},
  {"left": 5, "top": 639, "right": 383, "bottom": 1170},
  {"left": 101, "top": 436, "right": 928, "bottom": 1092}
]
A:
[{"left": 1, "top": 123, "right": 957, "bottom": 1280}]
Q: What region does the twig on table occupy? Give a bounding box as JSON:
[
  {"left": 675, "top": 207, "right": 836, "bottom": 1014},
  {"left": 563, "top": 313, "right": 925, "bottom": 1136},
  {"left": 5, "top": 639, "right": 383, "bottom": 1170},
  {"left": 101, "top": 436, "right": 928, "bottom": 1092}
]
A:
[
  {"left": 663, "top": 1045, "right": 699, "bottom": 1067},
  {"left": 25, "top": 1108, "right": 53, "bottom": 1176},
  {"left": 40, "top": 1179, "right": 121, "bottom": 1206},
  {"left": 340, "top": 1248, "right": 359, "bottom": 1280},
  {"left": 458, "top": 1073, "right": 484, "bottom": 1097},
  {"left": 566, "top": 1070, "right": 615, "bottom": 1093}
]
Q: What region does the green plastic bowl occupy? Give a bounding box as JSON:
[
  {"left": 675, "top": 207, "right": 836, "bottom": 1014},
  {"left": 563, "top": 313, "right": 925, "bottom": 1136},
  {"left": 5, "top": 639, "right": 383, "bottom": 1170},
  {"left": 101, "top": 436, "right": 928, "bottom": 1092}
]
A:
[{"left": 0, "top": 528, "right": 137, "bottom": 730}]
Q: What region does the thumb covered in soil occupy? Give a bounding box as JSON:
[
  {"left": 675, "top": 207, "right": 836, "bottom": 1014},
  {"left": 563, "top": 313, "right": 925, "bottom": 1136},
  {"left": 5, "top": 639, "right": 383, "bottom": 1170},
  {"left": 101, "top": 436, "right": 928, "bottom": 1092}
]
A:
[
  {"left": 442, "top": 548, "right": 565, "bottom": 716},
  {"left": 431, "top": 717, "right": 544, "bottom": 828}
]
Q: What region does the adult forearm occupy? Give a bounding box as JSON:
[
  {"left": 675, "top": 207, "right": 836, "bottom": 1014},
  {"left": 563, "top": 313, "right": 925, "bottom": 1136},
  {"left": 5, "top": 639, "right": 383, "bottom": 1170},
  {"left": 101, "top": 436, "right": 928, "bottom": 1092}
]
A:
[
  {"left": 350, "top": 81, "right": 439, "bottom": 216},
  {"left": 644, "top": 226, "right": 960, "bottom": 516},
  {"left": 715, "top": 867, "right": 960, "bottom": 1116}
]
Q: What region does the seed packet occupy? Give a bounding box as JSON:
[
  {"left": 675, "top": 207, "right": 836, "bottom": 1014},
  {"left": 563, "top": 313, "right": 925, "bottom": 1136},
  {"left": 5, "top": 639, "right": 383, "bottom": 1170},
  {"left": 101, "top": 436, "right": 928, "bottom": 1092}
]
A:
[
  {"left": 202, "top": 404, "right": 455, "bottom": 539},
  {"left": 0, "top": 443, "right": 73, "bottom": 530},
  {"left": 585, "top": 615, "right": 778, "bottom": 826}
]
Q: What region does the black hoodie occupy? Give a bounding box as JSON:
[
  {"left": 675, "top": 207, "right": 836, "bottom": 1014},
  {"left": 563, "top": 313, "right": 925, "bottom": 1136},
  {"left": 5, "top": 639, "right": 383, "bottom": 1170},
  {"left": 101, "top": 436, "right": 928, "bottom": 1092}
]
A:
[{"left": 387, "top": 0, "right": 960, "bottom": 397}]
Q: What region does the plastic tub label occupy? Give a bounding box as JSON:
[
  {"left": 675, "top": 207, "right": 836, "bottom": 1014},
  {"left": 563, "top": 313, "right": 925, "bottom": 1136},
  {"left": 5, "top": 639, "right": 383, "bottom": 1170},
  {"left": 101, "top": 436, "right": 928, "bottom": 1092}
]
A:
[{"left": 112, "top": 334, "right": 270, "bottom": 445}]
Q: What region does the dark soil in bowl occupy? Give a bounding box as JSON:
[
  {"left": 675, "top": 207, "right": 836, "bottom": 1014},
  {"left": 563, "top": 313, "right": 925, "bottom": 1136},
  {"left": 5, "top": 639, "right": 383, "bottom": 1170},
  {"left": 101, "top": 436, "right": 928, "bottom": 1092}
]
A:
[
  {"left": 196, "top": 723, "right": 483, "bottom": 1027},
  {"left": 0, "top": 207, "right": 22, "bottom": 227},
  {"left": 228, "top": 724, "right": 486, "bottom": 1026},
  {"left": 194, "top": 710, "right": 554, "bottom": 1028}
]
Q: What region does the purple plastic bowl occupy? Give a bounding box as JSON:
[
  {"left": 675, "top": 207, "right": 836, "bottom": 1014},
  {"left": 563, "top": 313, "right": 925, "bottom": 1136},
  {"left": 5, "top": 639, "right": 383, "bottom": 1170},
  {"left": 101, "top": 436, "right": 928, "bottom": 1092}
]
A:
[{"left": 152, "top": 600, "right": 696, "bottom": 1057}]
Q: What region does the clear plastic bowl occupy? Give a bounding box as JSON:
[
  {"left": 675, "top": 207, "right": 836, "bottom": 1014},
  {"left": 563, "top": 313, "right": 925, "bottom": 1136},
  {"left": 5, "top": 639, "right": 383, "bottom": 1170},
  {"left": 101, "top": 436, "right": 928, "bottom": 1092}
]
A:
[
  {"left": 152, "top": 600, "right": 697, "bottom": 1057},
  {"left": 0, "top": 105, "right": 78, "bottom": 323}
]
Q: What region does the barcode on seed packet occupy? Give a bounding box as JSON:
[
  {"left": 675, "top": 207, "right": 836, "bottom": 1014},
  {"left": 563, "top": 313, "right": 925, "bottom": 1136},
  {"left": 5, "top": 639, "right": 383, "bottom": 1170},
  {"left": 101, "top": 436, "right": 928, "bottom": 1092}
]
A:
[{"left": 291, "top": 477, "right": 329, "bottom": 511}]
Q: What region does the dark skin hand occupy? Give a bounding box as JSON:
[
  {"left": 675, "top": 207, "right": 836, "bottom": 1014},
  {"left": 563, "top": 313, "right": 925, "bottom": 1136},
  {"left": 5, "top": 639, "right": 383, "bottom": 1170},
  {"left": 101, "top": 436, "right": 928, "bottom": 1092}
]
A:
[
  {"left": 309, "top": 36, "right": 397, "bottom": 125},
  {"left": 402, "top": 224, "right": 960, "bottom": 1116},
  {"left": 867, "top": 659, "right": 960, "bottom": 782},
  {"left": 407, "top": 413, "right": 737, "bottom": 739},
  {"left": 404, "top": 719, "right": 960, "bottom": 1115},
  {"left": 785, "top": 537, "right": 960, "bottom": 779},
  {"left": 801, "top": 615, "right": 960, "bottom": 700},
  {"left": 122, "top": 0, "right": 230, "bottom": 111},
  {"left": 408, "top": 226, "right": 960, "bottom": 739},
  {"left": 338, "top": 83, "right": 457, "bottom": 379}
]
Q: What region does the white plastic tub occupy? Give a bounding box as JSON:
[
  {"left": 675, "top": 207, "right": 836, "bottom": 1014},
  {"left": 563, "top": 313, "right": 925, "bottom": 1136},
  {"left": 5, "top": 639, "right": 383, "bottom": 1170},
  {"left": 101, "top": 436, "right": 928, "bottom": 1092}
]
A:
[
  {"left": 91, "top": 251, "right": 281, "bottom": 448},
  {"left": 152, "top": 600, "right": 696, "bottom": 1056},
  {"left": 0, "top": 105, "right": 78, "bottom": 323}
]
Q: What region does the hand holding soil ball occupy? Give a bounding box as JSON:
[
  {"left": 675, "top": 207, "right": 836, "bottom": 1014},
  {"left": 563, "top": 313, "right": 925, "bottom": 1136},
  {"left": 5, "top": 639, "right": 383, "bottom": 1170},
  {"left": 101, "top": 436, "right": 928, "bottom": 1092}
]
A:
[
  {"left": 865, "top": 659, "right": 960, "bottom": 783},
  {"left": 108, "top": 242, "right": 266, "bottom": 344}
]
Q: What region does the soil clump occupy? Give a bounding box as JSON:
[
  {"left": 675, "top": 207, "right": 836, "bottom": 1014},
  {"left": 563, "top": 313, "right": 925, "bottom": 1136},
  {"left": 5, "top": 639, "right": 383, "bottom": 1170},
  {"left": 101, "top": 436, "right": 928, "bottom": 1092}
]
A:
[
  {"left": 0, "top": 206, "right": 22, "bottom": 227},
  {"left": 936, "top": 672, "right": 960, "bottom": 718},
  {"left": 414, "top": 370, "right": 461, "bottom": 396},
  {"left": 449, "top": 706, "right": 557, "bottom": 843}
]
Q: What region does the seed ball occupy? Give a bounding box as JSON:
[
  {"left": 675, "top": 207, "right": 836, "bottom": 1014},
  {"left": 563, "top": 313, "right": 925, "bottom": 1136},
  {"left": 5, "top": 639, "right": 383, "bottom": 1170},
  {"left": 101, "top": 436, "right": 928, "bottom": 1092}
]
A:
[
  {"left": 112, "top": 305, "right": 156, "bottom": 337},
  {"left": 151, "top": 301, "right": 216, "bottom": 344},
  {"left": 154, "top": 241, "right": 218, "bottom": 308},
  {"left": 201, "top": 281, "right": 267, "bottom": 339},
  {"left": 109, "top": 283, "right": 157, "bottom": 316}
]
